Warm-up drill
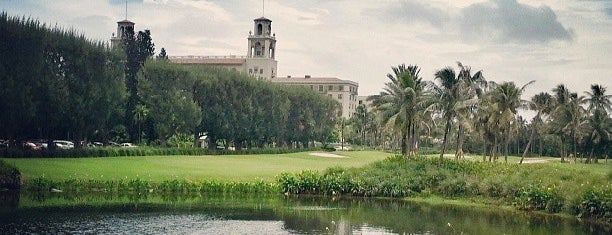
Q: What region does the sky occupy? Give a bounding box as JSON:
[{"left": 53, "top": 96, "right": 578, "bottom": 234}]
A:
[{"left": 2, "top": 0, "right": 611, "bottom": 99}]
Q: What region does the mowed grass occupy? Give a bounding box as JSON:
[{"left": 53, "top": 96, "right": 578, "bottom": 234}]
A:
[
  {"left": 426, "top": 154, "right": 612, "bottom": 176},
  {"left": 2, "top": 151, "right": 391, "bottom": 183}
]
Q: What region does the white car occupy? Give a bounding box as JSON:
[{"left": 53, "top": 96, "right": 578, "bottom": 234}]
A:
[
  {"left": 53, "top": 140, "right": 74, "bottom": 149},
  {"left": 120, "top": 143, "right": 137, "bottom": 148}
]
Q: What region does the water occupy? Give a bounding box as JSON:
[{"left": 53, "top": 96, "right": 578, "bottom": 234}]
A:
[{"left": 0, "top": 192, "right": 608, "bottom": 234}]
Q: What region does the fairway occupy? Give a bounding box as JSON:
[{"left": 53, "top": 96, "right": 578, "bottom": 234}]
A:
[{"left": 2, "top": 151, "right": 391, "bottom": 183}]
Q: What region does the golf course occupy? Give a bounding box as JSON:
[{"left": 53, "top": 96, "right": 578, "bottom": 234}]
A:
[{"left": 2, "top": 151, "right": 391, "bottom": 182}]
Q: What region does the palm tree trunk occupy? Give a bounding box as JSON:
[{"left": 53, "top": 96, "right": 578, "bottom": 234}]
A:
[
  {"left": 538, "top": 135, "right": 543, "bottom": 157},
  {"left": 560, "top": 138, "right": 566, "bottom": 162},
  {"left": 455, "top": 125, "right": 464, "bottom": 160},
  {"left": 439, "top": 120, "right": 451, "bottom": 161},
  {"left": 520, "top": 127, "right": 536, "bottom": 164},
  {"left": 483, "top": 138, "right": 488, "bottom": 162},
  {"left": 572, "top": 134, "right": 578, "bottom": 163}
]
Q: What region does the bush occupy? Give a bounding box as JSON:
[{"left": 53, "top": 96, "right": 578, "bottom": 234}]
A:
[
  {"left": 514, "top": 184, "right": 564, "bottom": 213},
  {"left": 0, "top": 160, "right": 21, "bottom": 190},
  {"left": 574, "top": 186, "right": 612, "bottom": 223}
]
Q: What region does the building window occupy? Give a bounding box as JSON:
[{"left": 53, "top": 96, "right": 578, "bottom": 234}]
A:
[
  {"left": 328, "top": 94, "right": 332, "bottom": 97},
  {"left": 310, "top": 85, "right": 314, "bottom": 90},
  {"left": 248, "top": 69, "right": 253, "bottom": 73},
  {"left": 319, "top": 85, "right": 323, "bottom": 92},
  {"left": 339, "top": 85, "right": 344, "bottom": 91},
  {"left": 328, "top": 85, "right": 333, "bottom": 91},
  {"left": 338, "top": 94, "right": 343, "bottom": 99},
  {"left": 260, "top": 69, "right": 263, "bottom": 74}
]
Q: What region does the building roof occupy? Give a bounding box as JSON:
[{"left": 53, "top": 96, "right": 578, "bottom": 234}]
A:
[
  {"left": 117, "top": 19, "right": 135, "bottom": 24},
  {"left": 169, "top": 56, "right": 246, "bottom": 65},
  {"left": 254, "top": 17, "right": 272, "bottom": 22},
  {"left": 272, "top": 76, "right": 358, "bottom": 86}
]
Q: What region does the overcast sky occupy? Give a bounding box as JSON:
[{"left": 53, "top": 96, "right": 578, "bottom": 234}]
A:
[{"left": 2, "top": 0, "right": 611, "bottom": 98}]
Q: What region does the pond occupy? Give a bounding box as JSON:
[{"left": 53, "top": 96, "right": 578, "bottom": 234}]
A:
[{"left": 0, "top": 192, "right": 608, "bottom": 234}]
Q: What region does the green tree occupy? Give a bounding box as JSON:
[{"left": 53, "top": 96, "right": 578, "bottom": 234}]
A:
[
  {"left": 157, "top": 47, "right": 168, "bottom": 60},
  {"left": 122, "top": 28, "right": 155, "bottom": 142},
  {"left": 550, "top": 85, "right": 585, "bottom": 162},
  {"left": 369, "top": 64, "right": 427, "bottom": 156},
  {"left": 520, "top": 92, "right": 553, "bottom": 163},
  {"left": 584, "top": 84, "right": 611, "bottom": 163},
  {"left": 432, "top": 67, "right": 459, "bottom": 160},
  {"left": 139, "top": 60, "right": 200, "bottom": 145},
  {"left": 489, "top": 81, "right": 533, "bottom": 162},
  {"left": 454, "top": 62, "right": 486, "bottom": 159}
]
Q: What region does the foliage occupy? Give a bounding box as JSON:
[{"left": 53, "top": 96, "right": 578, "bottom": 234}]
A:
[
  {"left": 24, "top": 177, "right": 278, "bottom": 194},
  {"left": 0, "top": 159, "right": 20, "bottom": 190},
  {"left": 139, "top": 60, "right": 201, "bottom": 144},
  {"left": 192, "top": 67, "right": 338, "bottom": 150},
  {"left": 514, "top": 184, "right": 563, "bottom": 213},
  {"left": 574, "top": 186, "right": 612, "bottom": 223},
  {"left": 278, "top": 156, "right": 612, "bottom": 223},
  {"left": 0, "top": 13, "right": 126, "bottom": 144}
]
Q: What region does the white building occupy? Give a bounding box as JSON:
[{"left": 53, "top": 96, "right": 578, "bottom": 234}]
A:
[
  {"left": 169, "top": 17, "right": 277, "bottom": 80},
  {"left": 271, "top": 76, "right": 359, "bottom": 119}
]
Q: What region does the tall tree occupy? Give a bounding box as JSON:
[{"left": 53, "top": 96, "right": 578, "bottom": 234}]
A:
[
  {"left": 454, "top": 62, "right": 487, "bottom": 159},
  {"left": 520, "top": 92, "right": 553, "bottom": 164},
  {"left": 550, "top": 84, "right": 585, "bottom": 162},
  {"left": 369, "top": 64, "right": 427, "bottom": 156},
  {"left": 489, "top": 81, "right": 533, "bottom": 162},
  {"left": 433, "top": 67, "right": 459, "bottom": 160},
  {"left": 122, "top": 28, "right": 155, "bottom": 142},
  {"left": 584, "top": 84, "right": 611, "bottom": 163}
]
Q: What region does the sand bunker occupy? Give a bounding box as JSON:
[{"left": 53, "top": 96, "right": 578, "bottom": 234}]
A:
[{"left": 309, "top": 152, "right": 347, "bottom": 158}]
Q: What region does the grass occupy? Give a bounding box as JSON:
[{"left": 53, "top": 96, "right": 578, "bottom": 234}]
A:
[{"left": 1, "top": 151, "right": 391, "bottom": 183}]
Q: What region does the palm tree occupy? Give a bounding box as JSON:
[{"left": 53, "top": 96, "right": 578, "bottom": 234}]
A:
[
  {"left": 550, "top": 84, "right": 585, "bottom": 162},
  {"left": 454, "top": 62, "right": 486, "bottom": 159},
  {"left": 520, "top": 92, "right": 553, "bottom": 164},
  {"left": 369, "top": 64, "right": 427, "bottom": 156},
  {"left": 584, "top": 84, "right": 611, "bottom": 163},
  {"left": 433, "top": 67, "right": 459, "bottom": 160},
  {"left": 489, "top": 81, "right": 533, "bottom": 162},
  {"left": 133, "top": 104, "right": 149, "bottom": 144}
]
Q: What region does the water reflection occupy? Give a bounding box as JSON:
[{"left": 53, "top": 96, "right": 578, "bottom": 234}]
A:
[{"left": 0, "top": 192, "right": 608, "bottom": 234}]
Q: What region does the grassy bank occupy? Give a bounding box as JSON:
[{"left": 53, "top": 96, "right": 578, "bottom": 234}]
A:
[
  {"left": 277, "top": 156, "right": 612, "bottom": 224},
  {"left": 1, "top": 151, "right": 390, "bottom": 183}
]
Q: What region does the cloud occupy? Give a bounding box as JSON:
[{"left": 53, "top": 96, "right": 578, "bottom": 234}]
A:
[
  {"left": 108, "top": 0, "right": 143, "bottom": 5},
  {"left": 377, "top": 0, "right": 449, "bottom": 27},
  {"left": 459, "top": 0, "right": 573, "bottom": 43},
  {"left": 606, "top": 7, "right": 612, "bottom": 17}
]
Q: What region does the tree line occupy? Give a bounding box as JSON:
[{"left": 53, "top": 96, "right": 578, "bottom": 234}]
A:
[
  {"left": 351, "top": 63, "right": 610, "bottom": 162},
  {"left": 0, "top": 13, "right": 339, "bottom": 150}
]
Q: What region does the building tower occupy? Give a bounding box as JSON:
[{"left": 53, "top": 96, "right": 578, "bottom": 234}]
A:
[
  {"left": 111, "top": 20, "right": 134, "bottom": 48},
  {"left": 245, "top": 17, "right": 278, "bottom": 80}
]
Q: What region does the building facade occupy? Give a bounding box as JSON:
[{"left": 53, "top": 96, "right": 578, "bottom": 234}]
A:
[
  {"left": 169, "top": 17, "right": 277, "bottom": 80},
  {"left": 271, "top": 76, "right": 359, "bottom": 119}
]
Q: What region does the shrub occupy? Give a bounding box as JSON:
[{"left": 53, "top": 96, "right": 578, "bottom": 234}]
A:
[
  {"left": 574, "top": 186, "right": 612, "bottom": 223},
  {"left": 514, "top": 184, "right": 564, "bottom": 213},
  {"left": 436, "top": 176, "right": 468, "bottom": 197},
  {"left": 0, "top": 160, "right": 20, "bottom": 190}
]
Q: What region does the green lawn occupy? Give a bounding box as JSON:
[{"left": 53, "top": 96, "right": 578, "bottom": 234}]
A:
[
  {"left": 2, "top": 151, "right": 391, "bottom": 183},
  {"left": 426, "top": 154, "right": 612, "bottom": 176}
]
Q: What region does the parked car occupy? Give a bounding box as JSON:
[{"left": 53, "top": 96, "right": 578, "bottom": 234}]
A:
[
  {"left": 23, "top": 141, "right": 41, "bottom": 151},
  {"left": 120, "top": 143, "right": 137, "bottom": 148},
  {"left": 53, "top": 140, "right": 74, "bottom": 149}
]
